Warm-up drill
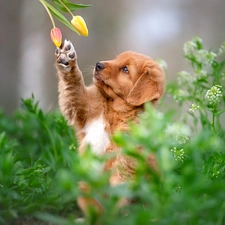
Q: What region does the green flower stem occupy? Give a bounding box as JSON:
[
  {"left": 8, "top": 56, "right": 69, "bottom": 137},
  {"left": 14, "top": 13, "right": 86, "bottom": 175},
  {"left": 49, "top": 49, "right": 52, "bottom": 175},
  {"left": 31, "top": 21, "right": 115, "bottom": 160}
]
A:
[
  {"left": 58, "top": 0, "right": 74, "bottom": 18},
  {"left": 212, "top": 104, "right": 217, "bottom": 133},
  {"left": 212, "top": 111, "right": 216, "bottom": 132},
  {"left": 40, "top": 0, "right": 56, "bottom": 28}
]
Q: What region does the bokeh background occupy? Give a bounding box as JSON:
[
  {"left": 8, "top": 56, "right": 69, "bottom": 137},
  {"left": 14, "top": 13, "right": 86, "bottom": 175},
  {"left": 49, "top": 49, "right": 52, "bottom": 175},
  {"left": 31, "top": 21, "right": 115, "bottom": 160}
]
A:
[{"left": 1, "top": 0, "right": 225, "bottom": 113}]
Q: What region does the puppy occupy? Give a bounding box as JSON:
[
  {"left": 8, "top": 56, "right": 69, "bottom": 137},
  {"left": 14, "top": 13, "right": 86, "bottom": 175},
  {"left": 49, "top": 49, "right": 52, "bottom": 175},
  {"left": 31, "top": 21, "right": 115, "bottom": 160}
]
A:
[{"left": 55, "top": 40, "right": 165, "bottom": 213}]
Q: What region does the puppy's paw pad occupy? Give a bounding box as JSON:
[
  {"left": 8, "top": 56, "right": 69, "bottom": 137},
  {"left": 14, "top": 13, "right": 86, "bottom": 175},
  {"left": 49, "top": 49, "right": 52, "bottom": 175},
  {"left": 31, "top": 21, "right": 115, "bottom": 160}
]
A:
[
  {"left": 68, "top": 52, "right": 76, "bottom": 60},
  {"left": 63, "top": 40, "right": 75, "bottom": 53},
  {"left": 56, "top": 40, "right": 76, "bottom": 68},
  {"left": 55, "top": 48, "right": 60, "bottom": 56},
  {"left": 65, "top": 43, "right": 71, "bottom": 51}
]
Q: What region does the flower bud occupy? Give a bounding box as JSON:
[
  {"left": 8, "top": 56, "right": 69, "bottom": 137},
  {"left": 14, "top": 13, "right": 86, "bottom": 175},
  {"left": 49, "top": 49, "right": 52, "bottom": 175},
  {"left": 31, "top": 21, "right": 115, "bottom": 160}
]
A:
[
  {"left": 71, "top": 15, "right": 88, "bottom": 36},
  {"left": 50, "top": 27, "right": 62, "bottom": 47}
]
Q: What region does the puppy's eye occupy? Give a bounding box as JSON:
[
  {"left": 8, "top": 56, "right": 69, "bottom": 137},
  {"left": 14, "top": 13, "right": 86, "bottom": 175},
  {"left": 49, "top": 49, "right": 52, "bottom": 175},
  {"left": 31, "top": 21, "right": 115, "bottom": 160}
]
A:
[{"left": 121, "top": 66, "right": 129, "bottom": 74}]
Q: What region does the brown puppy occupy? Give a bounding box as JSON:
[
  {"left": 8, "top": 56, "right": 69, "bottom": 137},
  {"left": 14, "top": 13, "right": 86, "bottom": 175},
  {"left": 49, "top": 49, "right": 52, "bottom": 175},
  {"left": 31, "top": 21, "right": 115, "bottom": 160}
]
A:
[{"left": 55, "top": 40, "right": 165, "bottom": 213}]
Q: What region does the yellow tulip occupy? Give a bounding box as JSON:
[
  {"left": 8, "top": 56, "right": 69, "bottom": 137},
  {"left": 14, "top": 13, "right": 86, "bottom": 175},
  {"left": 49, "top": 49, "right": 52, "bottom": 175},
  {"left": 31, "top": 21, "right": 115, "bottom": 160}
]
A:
[
  {"left": 71, "top": 15, "right": 88, "bottom": 36},
  {"left": 50, "top": 27, "right": 62, "bottom": 47}
]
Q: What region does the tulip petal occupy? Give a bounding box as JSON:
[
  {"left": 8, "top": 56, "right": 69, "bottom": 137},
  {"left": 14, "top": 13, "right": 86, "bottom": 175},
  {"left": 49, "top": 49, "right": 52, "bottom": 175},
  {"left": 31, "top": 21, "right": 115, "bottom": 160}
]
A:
[
  {"left": 71, "top": 15, "right": 88, "bottom": 37},
  {"left": 50, "top": 27, "right": 62, "bottom": 47}
]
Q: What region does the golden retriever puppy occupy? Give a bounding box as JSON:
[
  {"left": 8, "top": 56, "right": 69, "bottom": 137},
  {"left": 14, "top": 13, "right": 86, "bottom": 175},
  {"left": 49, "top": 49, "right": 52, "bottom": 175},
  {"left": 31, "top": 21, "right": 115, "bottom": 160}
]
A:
[{"left": 55, "top": 40, "right": 165, "bottom": 213}]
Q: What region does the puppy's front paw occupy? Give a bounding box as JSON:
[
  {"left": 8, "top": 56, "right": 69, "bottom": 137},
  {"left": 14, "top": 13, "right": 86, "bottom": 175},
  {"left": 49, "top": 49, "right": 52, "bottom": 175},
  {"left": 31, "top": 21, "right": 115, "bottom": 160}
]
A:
[{"left": 55, "top": 40, "right": 77, "bottom": 71}]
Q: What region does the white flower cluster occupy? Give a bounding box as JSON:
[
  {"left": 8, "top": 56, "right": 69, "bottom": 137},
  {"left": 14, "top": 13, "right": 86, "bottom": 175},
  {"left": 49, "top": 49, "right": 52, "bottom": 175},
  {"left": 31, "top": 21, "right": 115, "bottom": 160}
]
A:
[
  {"left": 218, "top": 42, "right": 225, "bottom": 56},
  {"left": 195, "top": 50, "right": 217, "bottom": 65},
  {"left": 177, "top": 69, "right": 208, "bottom": 85},
  {"left": 189, "top": 103, "right": 200, "bottom": 113},
  {"left": 196, "top": 50, "right": 217, "bottom": 73},
  {"left": 166, "top": 123, "right": 191, "bottom": 145},
  {"left": 176, "top": 135, "right": 190, "bottom": 144},
  {"left": 177, "top": 71, "right": 191, "bottom": 85},
  {"left": 183, "top": 37, "right": 217, "bottom": 74},
  {"left": 183, "top": 37, "right": 202, "bottom": 56},
  {"left": 194, "top": 69, "right": 207, "bottom": 81},
  {"left": 173, "top": 89, "right": 188, "bottom": 103},
  {"left": 156, "top": 59, "right": 168, "bottom": 72},
  {"left": 205, "top": 85, "right": 223, "bottom": 105},
  {"left": 171, "top": 147, "right": 185, "bottom": 162},
  {"left": 166, "top": 123, "right": 191, "bottom": 137}
]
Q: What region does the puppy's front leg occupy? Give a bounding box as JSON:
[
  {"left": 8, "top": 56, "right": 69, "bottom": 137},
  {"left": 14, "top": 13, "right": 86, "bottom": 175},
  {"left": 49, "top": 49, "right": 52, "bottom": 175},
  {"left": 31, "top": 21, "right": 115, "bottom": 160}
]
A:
[{"left": 56, "top": 40, "right": 89, "bottom": 126}]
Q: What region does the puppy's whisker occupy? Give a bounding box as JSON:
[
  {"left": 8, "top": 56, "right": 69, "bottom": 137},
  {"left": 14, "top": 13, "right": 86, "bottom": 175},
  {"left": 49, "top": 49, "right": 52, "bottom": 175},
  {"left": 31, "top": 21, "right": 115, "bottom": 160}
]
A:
[
  {"left": 83, "top": 65, "right": 94, "bottom": 73},
  {"left": 105, "top": 43, "right": 120, "bottom": 57},
  {"left": 109, "top": 46, "right": 118, "bottom": 57}
]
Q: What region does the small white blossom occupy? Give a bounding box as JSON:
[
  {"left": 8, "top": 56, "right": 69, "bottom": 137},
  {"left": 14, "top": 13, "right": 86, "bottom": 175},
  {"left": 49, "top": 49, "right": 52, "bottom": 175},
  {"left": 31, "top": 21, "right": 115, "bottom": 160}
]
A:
[
  {"left": 171, "top": 147, "right": 185, "bottom": 162},
  {"left": 194, "top": 69, "right": 207, "bottom": 80},
  {"left": 195, "top": 50, "right": 217, "bottom": 65},
  {"left": 177, "top": 71, "right": 191, "bottom": 85},
  {"left": 173, "top": 89, "right": 188, "bottom": 103},
  {"left": 166, "top": 123, "right": 191, "bottom": 145},
  {"left": 189, "top": 103, "right": 200, "bottom": 113},
  {"left": 157, "top": 59, "right": 168, "bottom": 72},
  {"left": 166, "top": 123, "right": 191, "bottom": 136},
  {"left": 195, "top": 50, "right": 217, "bottom": 73},
  {"left": 183, "top": 37, "right": 203, "bottom": 56},
  {"left": 218, "top": 42, "right": 225, "bottom": 56},
  {"left": 205, "top": 85, "right": 223, "bottom": 105},
  {"left": 184, "top": 41, "right": 198, "bottom": 56},
  {"left": 154, "top": 111, "right": 164, "bottom": 120},
  {"left": 212, "top": 171, "right": 220, "bottom": 178},
  {"left": 176, "top": 135, "right": 190, "bottom": 144}
]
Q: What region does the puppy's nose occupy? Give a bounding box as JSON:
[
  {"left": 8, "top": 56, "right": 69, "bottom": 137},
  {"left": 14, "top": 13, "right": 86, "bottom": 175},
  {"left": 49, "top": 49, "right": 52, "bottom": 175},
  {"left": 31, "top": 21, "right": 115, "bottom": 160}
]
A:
[{"left": 95, "top": 62, "right": 105, "bottom": 71}]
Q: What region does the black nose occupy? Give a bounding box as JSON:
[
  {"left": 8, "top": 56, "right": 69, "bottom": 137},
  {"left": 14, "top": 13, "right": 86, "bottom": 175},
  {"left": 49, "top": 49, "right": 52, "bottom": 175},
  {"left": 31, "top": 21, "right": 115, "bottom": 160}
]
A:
[{"left": 95, "top": 62, "right": 105, "bottom": 71}]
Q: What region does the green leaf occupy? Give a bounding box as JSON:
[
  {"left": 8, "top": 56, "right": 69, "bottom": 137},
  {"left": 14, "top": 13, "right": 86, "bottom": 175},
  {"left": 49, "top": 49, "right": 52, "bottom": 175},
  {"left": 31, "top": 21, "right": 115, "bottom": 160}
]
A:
[
  {"left": 42, "top": 0, "right": 80, "bottom": 35},
  {"left": 35, "top": 213, "right": 73, "bottom": 225},
  {"left": 215, "top": 109, "right": 225, "bottom": 117},
  {"left": 52, "top": 0, "right": 91, "bottom": 13}
]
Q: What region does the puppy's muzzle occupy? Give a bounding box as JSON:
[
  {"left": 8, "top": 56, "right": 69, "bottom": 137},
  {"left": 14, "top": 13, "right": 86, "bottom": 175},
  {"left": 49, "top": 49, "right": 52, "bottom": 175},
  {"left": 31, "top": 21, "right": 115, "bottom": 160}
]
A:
[{"left": 95, "top": 62, "right": 105, "bottom": 71}]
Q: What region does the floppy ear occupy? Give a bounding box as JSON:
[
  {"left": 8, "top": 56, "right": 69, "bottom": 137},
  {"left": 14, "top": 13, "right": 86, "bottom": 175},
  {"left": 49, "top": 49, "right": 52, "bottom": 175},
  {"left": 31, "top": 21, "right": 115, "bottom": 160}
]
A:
[{"left": 126, "top": 63, "right": 165, "bottom": 106}]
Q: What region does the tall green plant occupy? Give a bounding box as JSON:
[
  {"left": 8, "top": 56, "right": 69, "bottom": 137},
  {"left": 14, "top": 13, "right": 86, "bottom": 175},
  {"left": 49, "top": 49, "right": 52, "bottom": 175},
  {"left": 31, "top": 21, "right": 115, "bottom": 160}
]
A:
[{"left": 168, "top": 37, "right": 225, "bottom": 133}]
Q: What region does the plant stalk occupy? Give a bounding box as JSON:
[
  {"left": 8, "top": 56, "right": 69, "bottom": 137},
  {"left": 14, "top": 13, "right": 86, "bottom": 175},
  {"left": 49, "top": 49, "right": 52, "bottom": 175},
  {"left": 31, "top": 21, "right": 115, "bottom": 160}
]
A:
[
  {"left": 58, "top": 0, "right": 74, "bottom": 18},
  {"left": 40, "top": 0, "right": 56, "bottom": 28}
]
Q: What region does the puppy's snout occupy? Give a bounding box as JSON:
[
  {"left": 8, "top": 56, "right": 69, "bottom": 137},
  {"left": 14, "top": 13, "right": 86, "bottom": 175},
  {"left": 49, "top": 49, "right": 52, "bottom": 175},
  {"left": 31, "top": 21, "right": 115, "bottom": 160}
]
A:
[{"left": 95, "top": 62, "right": 105, "bottom": 71}]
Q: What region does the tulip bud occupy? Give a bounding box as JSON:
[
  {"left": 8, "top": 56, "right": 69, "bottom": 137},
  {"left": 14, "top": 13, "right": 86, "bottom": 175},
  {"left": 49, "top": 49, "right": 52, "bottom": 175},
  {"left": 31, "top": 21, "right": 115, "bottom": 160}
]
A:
[
  {"left": 50, "top": 27, "right": 62, "bottom": 47},
  {"left": 71, "top": 15, "right": 88, "bottom": 36}
]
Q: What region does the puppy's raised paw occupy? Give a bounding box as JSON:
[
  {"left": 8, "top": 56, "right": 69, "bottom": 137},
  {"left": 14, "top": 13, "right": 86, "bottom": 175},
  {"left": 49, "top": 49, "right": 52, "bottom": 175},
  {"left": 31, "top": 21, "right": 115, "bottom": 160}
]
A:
[{"left": 55, "top": 40, "right": 77, "bottom": 72}]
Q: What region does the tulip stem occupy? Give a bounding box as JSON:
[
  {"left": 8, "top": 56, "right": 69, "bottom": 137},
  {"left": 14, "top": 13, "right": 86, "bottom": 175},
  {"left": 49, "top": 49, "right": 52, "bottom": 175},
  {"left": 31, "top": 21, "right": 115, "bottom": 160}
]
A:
[
  {"left": 40, "top": 0, "right": 56, "bottom": 28},
  {"left": 58, "top": 0, "right": 74, "bottom": 18}
]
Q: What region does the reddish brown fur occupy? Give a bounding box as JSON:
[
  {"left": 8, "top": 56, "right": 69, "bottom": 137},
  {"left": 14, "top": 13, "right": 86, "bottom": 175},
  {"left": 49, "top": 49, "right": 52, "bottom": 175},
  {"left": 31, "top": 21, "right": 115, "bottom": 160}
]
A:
[{"left": 55, "top": 41, "right": 165, "bottom": 214}]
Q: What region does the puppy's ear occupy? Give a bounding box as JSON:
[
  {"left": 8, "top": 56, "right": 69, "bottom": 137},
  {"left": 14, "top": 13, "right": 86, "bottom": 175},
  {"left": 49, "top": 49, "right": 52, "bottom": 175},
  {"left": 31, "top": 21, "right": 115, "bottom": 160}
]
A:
[{"left": 126, "top": 63, "right": 165, "bottom": 106}]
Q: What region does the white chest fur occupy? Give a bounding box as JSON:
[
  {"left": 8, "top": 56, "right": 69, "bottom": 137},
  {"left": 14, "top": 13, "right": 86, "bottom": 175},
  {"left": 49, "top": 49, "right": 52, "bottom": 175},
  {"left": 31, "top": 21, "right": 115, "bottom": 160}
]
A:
[{"left": 82, "top": 114, "right": 110, "bottom": 154}]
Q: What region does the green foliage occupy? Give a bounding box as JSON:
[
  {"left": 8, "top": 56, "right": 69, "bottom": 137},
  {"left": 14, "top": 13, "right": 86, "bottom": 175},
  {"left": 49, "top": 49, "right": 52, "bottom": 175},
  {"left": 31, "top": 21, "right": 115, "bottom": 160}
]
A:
[
  {"left": 0, "top": 38, "right": 225, "bottom": 225},
  {"left": 42, "top": 0, "right": 80, "bottom": 34},
  {"left": 40, "top": 0, "right": 91, "bottom": 34},
  {"left": 52, "top": 0, "right": 91, "bottom": 13},
  {"left": 168, "top": 37, "right": 225, "bottom": 133},
  {"left": 0, "top": 95, "right": 78, "bottom": 224}
]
